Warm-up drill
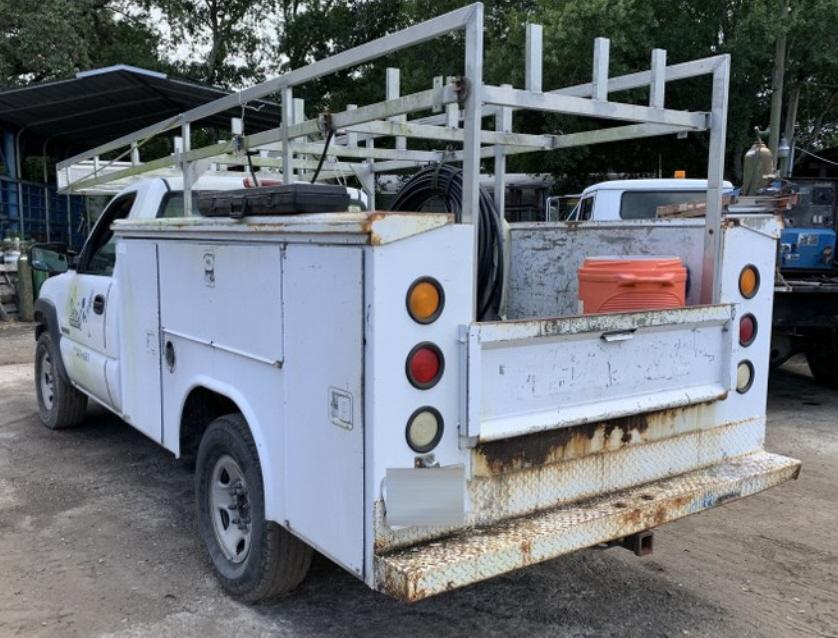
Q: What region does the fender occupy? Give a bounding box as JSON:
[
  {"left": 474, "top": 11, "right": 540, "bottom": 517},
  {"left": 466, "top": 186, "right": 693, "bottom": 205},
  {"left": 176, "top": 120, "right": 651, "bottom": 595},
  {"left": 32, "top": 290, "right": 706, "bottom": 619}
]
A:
[
  {"left": 174, "top": 375, "right": 280, "bottom": 523},
  {"left": 33, "top": 298, "right": 70, "bottom": 381}
]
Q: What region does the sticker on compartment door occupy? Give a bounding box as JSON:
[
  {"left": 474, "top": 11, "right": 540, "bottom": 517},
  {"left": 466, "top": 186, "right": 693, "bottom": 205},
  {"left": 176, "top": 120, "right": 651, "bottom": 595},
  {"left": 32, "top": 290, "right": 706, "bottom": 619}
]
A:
[{"left": 385, "top": 465, "right": 465, "bottom": 528}]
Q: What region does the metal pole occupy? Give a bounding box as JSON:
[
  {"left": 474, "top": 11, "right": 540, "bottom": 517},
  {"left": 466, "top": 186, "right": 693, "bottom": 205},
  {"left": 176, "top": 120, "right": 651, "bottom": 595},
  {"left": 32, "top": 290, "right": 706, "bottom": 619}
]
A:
[
  {"left": 779, "top": 84, "right": 800, "bottom": 177},
  {"left": 181, "top": 122, "right": 192, "bottom": 216},
  {"left": 525, "top": 24, "right": 543, "bottom": 93},
  {"left": 66, "top": 193, "right": 71, "bottom": 249},
  {"left": 364, "top": 142, "right": 376, "bottom": 210},
  {"left": 294, "top": 97, "right": 307, "bottom": 180},
  {"left": 14, "top": 129, "right": 23, "bottom": 238},
  {"left": 700, "top": 55, "right": 730, "bottom": 305},
  {"left": 592, "top": 38, "right": 610, "bottom": 102},
  {"left": 282, "top": 87, "right": 294, "bottom": 184},
  {"left": 494, "top": 84, "right": 512, "bottom": 220},
  {"left": 649, "top": 49, "right": 666, "bottom": 109},
  {"left": 768, "top": 0, "right": 789, "bottom": 166},
  {"left": 386, "top": 68, "right": 406, "bottom": 151},
  {"left": 42, "top": 138, "right": 50, "bottom": 242},
  {"left": 461, "top": 3, "right": 483, "bottom": 319}
]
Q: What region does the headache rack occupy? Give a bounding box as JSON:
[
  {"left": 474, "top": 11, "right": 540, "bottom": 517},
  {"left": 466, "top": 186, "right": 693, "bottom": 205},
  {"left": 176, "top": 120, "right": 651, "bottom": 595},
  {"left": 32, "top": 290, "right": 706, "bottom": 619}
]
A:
[{"left": 57, "top": 2, "right": 731, "bottom": 312}]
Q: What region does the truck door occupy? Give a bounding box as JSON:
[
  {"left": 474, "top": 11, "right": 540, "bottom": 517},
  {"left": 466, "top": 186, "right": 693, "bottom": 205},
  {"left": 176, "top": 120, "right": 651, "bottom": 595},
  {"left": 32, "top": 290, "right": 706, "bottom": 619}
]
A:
[{"left": 60, "top": 193, "right": 135, "bottom": 411}]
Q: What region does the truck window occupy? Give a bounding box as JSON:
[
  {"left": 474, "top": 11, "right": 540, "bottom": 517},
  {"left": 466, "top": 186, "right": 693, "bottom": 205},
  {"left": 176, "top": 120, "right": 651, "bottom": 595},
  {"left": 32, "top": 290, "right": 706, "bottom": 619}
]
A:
[
  {"left": 156, "top": 191, "right": 202, "bottom": 218},
  {"left": 78, "top": 193, "right": 136, "bottom": 276},
  {"left": 578, "top": 196, "right": 594, "bottom": 220},
  {"left": 620, "top": 190, "right": 707, "bottom": 219}
]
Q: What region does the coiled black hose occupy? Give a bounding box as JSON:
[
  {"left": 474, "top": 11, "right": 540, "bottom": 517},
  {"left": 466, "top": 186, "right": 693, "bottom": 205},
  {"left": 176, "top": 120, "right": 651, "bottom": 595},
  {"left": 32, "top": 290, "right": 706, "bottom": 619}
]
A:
[{"left": 389, "top": 165, "right": 504, "bottom": 320}]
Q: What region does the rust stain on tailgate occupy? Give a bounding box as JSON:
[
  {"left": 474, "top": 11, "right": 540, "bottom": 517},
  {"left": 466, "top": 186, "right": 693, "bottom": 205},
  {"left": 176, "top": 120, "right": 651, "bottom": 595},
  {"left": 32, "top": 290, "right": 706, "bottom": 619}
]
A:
[{"left": 473, "top": 402, "right": 719, "bottom": 476}]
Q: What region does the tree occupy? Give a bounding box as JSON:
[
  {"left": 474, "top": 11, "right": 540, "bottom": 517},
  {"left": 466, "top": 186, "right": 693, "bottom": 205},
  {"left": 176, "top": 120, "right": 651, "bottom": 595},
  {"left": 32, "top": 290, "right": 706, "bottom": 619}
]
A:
[
  {"left": 783, "top": 0, "right": 838, "bottom": 154},
  {"left": 0, "top": 0, "right": 165, "bottom": 87},
  {"left": 142, "top": 0, "right": 276, "bottom": 86}
]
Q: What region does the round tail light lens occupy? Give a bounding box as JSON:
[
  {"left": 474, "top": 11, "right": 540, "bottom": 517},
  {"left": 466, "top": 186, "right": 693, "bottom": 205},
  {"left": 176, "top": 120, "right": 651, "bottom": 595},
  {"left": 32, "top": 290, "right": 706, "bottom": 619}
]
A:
[
  {"left": 739, "top": 265, "right": 760, "bottom": 299},
  {"left": 739, "top": 314, "right": 757, "bottom": 346},
  {"left": 405, "top": 407, "right": 444, "bottom": 453},
  {"left": 736, "top": 360, "right": 754, "bottom": 393},
  {"left": 406, "top": 343, "right": 444, "bottom": 389},
  {"left": 407, "top": 277, "right": 444, "bottom": 324}
]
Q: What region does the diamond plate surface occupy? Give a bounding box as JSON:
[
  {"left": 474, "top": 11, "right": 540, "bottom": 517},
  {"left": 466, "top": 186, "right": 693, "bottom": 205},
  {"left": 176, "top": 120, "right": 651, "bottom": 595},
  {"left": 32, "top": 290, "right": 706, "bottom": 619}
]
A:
[
  {"left": 375, "top": 451, "right": 801, "bottom": 602},
  {"left": 375, "top": 417, "right": 763, "bottom": 553}
]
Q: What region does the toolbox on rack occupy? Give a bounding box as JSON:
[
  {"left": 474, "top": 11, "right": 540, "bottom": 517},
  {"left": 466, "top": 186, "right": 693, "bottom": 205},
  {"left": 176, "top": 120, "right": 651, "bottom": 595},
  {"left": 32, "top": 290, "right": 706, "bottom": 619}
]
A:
[{"left": 198, "top": 184, "right": 351, "bottom": 219}]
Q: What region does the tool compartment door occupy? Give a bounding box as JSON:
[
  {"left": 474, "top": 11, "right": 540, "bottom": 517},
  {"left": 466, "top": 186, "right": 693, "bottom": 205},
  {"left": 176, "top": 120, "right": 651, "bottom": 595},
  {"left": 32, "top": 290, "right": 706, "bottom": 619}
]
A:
[{"left": 463, "top": 305, "right": 734, "bottom": 442}]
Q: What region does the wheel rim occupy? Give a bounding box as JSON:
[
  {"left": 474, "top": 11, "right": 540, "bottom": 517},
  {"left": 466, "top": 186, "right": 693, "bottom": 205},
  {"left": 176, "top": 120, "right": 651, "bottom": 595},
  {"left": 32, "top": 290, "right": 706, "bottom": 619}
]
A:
[
  {"left": 39, "top": 349, "right": 55, "bottom": 411},
  {"left": 209, "top": 454, "right": 252, "bottom": 564}
]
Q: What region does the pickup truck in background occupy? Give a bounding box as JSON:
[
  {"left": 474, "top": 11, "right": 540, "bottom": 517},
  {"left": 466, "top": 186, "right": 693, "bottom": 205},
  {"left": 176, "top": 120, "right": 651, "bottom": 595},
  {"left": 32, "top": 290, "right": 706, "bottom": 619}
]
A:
[
  {"left": 555, "top": 178, "right": 735, "bottom": 222},
  {"left": 32, "top": 4, "right": 800, "bottom": 604}
]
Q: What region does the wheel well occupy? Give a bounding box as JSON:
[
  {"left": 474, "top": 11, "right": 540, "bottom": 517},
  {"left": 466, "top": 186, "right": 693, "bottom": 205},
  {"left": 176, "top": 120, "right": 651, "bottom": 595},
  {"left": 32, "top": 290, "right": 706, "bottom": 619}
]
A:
[
  {"left": 179, "top": 387, "right": 241, "bottom": 460},
  {"left": 34, "top": 311, "right": 47, "bottom": 340}
]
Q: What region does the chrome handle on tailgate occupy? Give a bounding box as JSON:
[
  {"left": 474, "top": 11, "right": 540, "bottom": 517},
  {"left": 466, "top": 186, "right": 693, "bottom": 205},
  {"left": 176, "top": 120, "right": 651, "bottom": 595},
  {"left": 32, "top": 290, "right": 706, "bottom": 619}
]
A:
[{"left": 600, "top": 329, "right": 636, "bottom": 343}]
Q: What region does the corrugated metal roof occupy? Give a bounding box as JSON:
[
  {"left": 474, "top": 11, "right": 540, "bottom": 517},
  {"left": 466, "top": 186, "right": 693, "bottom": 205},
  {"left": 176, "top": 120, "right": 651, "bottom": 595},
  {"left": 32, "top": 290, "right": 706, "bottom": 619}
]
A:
[{"left": 0, "top": 66, "right": 281, "bottom": 150}]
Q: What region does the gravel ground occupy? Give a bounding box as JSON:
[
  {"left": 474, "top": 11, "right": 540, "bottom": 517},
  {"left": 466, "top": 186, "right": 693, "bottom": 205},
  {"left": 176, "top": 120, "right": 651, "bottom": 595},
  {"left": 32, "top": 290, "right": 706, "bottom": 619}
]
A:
[{"left": 0, "top": 322, "right": 835, "bottom": 637}]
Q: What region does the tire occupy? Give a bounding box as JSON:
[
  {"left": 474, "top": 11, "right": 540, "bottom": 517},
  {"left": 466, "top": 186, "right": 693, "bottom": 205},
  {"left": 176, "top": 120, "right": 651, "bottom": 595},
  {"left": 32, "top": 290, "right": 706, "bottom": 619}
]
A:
[
  {"left": 34, "top": 332, "right": 88, "bottom": 429},
  {"left": 806, "top": 348, "right": 838, "bottom": 388},
  {"left": 195, "top": 413, "right": 312, "bottom": 602}
]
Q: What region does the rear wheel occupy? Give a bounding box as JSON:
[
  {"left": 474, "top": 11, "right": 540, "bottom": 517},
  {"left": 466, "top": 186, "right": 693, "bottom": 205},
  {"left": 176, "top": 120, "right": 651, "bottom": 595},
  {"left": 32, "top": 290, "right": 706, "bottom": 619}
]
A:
[
  {"left": 34, "top": 332, "right": 88, "bottom": 429},
  {"left": 806, "top": 347, "right": 838, "bottom": 388},
  {"left": 195, "top": 413, "right": 312, "bottom": 602}
]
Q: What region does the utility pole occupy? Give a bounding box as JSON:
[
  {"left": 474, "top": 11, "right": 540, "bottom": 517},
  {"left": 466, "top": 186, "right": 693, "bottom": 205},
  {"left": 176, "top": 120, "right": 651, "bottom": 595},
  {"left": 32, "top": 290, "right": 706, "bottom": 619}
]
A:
[
  {"left": 768, "top": 0, "right": 789, "bottom": 168},
  {"left": 779, "top": 84, "right": 800, "bottom": 177}
]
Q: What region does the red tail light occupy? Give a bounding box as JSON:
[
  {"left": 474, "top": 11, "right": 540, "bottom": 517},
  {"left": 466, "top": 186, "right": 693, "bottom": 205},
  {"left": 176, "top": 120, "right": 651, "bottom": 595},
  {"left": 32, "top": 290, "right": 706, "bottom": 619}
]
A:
[
  {"left": 406, "top": 343, "right": 444, "bottom": 389},
  {"left": 739, "top": 314, "right": 757, "bottom": 347}
]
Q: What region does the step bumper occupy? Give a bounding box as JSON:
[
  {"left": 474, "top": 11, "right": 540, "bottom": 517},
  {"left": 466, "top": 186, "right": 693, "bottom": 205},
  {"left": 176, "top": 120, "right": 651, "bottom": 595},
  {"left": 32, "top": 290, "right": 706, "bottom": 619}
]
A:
[{"left": 374, "top": 451, "right": 801, "bottom": 602}]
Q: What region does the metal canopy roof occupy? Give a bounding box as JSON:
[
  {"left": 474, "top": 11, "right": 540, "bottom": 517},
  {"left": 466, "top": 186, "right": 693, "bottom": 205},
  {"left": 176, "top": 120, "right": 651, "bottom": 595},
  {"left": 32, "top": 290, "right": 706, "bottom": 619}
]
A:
[{"left": 0, "top": 65, "right": 281, "bottom": 150}]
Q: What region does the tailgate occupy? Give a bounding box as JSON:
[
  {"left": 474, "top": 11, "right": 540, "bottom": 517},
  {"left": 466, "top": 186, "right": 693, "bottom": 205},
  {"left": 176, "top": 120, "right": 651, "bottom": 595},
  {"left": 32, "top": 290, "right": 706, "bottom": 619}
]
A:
[{"left": 462, "top": 305, "right": 734, "bottom": 441}]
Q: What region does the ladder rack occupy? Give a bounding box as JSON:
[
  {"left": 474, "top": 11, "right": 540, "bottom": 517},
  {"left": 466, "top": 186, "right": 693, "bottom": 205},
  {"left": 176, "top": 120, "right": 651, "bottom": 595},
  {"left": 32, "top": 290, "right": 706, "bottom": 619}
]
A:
[{"left": 56, "top": 2, "right": 731, "bottom": 306}]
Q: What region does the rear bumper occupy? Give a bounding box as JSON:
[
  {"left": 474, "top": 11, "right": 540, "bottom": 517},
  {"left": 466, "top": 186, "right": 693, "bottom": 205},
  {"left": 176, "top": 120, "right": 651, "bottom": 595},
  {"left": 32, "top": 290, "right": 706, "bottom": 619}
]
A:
[{"left": 374, "top": 451, "right": 800, "bottom": 602}]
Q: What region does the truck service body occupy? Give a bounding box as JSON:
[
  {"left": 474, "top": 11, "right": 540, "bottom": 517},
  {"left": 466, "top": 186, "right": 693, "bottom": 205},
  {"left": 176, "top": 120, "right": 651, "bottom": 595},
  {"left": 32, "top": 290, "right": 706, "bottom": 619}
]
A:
[{"left": 34, "top": 4, "right": 800, "bottom": 602}]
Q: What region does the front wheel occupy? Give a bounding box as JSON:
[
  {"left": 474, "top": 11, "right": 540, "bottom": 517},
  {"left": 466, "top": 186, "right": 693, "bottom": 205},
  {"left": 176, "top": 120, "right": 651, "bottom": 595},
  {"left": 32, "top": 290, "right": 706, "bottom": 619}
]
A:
[
  {"left": 195, "top": 413, "right": 312, "bottom": 602},
  {"left": 34, "top": 332, "right": 88, "bottom": 429}
]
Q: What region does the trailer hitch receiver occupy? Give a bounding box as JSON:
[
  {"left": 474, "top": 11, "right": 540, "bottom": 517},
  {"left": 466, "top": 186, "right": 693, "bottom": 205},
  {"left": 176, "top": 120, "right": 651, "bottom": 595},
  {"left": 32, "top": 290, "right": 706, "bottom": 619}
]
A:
[{"left": 619, "top": 530, "right": 654, "bottom": 556}]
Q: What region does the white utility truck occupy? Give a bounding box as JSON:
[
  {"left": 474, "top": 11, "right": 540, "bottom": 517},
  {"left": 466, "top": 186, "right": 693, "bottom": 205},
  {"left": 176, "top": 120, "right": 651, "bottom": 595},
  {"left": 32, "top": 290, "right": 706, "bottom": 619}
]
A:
[{"left": 35, "top": 4, "right": 799, "bottom": 603}]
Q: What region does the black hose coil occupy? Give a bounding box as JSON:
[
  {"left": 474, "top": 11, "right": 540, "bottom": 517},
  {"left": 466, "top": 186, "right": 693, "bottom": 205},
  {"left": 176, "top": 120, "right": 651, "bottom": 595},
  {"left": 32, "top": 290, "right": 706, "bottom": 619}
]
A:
[{"left": 389, "top": 165, "right": 503, "bottom": 320}]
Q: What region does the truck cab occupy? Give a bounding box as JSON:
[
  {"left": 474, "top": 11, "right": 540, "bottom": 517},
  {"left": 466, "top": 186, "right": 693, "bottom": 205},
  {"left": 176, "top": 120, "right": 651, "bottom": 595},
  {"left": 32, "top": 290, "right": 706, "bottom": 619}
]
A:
[{"left": 564, "top": 178, "right": 735, "bottom": 221}]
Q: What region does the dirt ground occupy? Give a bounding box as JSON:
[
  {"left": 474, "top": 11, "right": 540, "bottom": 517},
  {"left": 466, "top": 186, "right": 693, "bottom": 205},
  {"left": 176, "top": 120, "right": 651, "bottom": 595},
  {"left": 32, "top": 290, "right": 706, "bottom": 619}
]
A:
[{"left": 0, "top": 321, "right": 836, "bottom": 638}]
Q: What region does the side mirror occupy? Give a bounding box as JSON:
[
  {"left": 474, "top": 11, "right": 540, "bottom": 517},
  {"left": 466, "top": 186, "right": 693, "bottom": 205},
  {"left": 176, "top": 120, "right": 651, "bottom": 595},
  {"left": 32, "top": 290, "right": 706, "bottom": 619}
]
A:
[{"left": 28, "top": 244, "right": 70, "bottom": 275}]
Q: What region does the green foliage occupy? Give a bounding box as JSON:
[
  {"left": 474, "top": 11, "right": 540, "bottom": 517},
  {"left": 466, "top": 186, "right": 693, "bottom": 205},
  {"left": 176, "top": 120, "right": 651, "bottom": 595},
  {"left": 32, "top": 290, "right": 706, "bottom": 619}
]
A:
[
  {"left": 141, "top": 0, "right": 275, "bottom": 86},
  {"left": 2, "top": 0, "right": 836, "bottom": 188},
  {"left": 784, "top": 0, "right": 838, "bottom": 149},
  {"left": 0, "top": 0, "right": 167, "bottom": 86}
]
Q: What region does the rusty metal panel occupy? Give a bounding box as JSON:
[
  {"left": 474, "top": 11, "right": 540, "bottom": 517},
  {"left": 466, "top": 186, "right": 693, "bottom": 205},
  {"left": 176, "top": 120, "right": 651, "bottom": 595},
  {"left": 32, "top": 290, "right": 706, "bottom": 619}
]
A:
[
  {"left": 375, "top": 410, "right": 762, "bottom": 553},
  {"left": 464, "top": 304, "right": 734, "bottom": 441},
  {"left": 505, "top": 221, "right": 706, "bottom": 319},
  {"left": 375, "top": 451, "right": 801, "bottom": 602}
]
